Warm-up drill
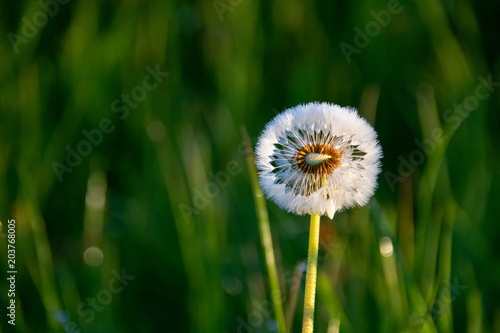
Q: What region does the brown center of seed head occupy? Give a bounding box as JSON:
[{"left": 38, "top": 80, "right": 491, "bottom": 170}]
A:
[{"left": 296, "top": 144, "right": 343, "bottom": 175}]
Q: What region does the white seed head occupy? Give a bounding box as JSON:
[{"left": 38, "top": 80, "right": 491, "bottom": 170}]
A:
[{"left": 255, "top": 102, "right": 382, "bottom": 219}]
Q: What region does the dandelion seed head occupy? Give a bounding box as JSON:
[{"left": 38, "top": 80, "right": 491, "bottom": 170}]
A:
[{"left": 255, "top": 102, "right": 382, "bottom": 219}]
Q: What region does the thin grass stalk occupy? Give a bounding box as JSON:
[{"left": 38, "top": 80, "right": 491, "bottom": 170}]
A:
[{"left": 242, "top": 126, "right": 287, "bottom": 333}]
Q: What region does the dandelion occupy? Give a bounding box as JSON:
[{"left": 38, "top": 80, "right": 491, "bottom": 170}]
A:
[{"left": 255, "top": 102, "right": 382, "bottom": 332}]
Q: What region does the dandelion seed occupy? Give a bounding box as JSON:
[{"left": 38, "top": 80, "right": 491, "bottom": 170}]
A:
[{"left": 255, "top": 102, "right": 382, "bottom": 219}]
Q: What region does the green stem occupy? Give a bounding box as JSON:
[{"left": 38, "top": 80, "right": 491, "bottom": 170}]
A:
[
  {"left": 257, "top": 203, "right": 287, "bottom": 333},
  {"left": 241, "top": 126, "right": 286, "bottom": 333},
  {"left": 302, "top": 214, "right": 321, "bottom": 333}
]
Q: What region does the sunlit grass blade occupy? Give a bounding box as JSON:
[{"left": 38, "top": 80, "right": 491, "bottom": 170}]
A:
[
  {"left": 414, "top": 85, "right": 447, "bottom": 298},
  {"left": 466, "top": 286, "right": 483, "bottom": 332},
  {"left": 436, "top": 199, "right": 457, "bottom": 332},
  {"left": 22, "top": 199, "right": 62, "bottom": 331},
  {"left": 318, "top": 270, "right": 352, "bottom": 333},
  {"left": 397, "top": 178, "right": 415, "bottom": 273},
  {"left": 82, "top": 170, "right": 107, "bottom": 248},
  {"left": 150, "top": 120, "right": 217, "bottom": 332},
  {"left": 241, "top": 126, "right": 286, "bottom": 333},
  {"left": 371, "top": 199, "right": 438, "bottom": 333}
]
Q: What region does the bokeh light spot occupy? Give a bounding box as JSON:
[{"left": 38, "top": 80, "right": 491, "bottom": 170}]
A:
[
  {"left": 147, "top": 120, "right": 166, "bottom": 142},
  {"left": 52, "top": 310, "right": 70, "bottom": 323},
  {"left": 267, "top": 319, "right": 277, "bottom": 331},
  {"left": 86, "top": 185, "right": 106, "bottom": 209},
  {"left": 83, "top": 247, "right": 104, "bottom": 267},
  {"left": 328, "top": 319, "right": 340, "bottom": 333},
  {"left": 221, "top": 275, "right": 243, "bottom": 295},
  {"left": 379, "top": 237, "right": 393, "bottom": 257}
]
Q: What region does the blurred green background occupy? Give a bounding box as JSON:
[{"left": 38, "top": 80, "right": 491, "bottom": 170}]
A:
[{"left": 1, "top": 0, "right": 499, "bottom": 332}]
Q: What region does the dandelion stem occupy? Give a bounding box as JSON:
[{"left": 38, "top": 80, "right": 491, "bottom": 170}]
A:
[{"left": 302, "top": 214, "right": 321, "bottom": 333}]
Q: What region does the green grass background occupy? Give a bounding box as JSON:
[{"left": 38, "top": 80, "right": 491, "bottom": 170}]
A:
[{"left": 1, "top": 0, "right": 499, "bottom": 332}]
